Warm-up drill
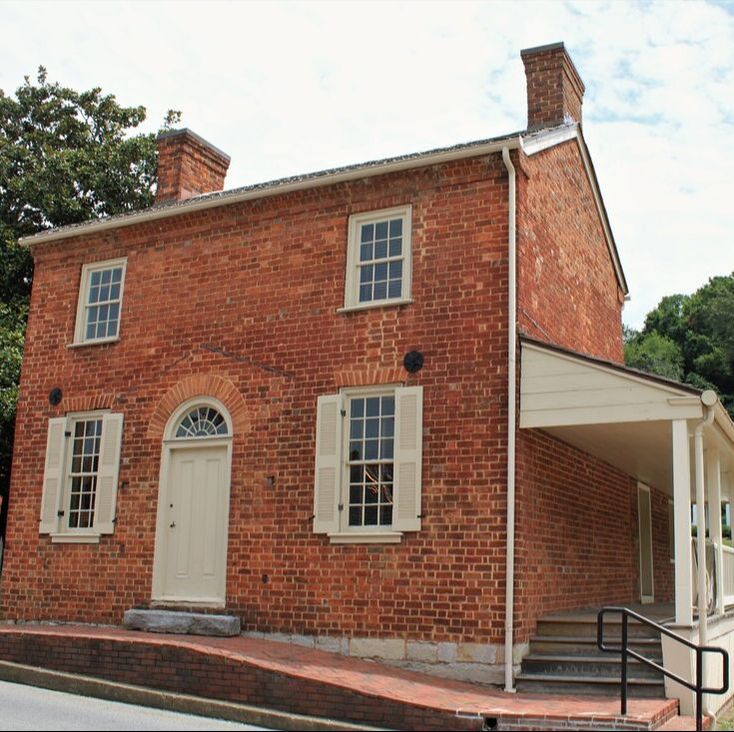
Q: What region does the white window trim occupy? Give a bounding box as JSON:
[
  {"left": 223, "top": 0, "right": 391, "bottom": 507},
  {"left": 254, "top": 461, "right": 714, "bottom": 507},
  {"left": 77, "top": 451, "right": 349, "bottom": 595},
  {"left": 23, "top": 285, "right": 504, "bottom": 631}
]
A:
[
  {"left": 328, "top": 384, "right": 402, "bottom": 544},
  {"left": 72, "top": 257, "right": 127, "bottom": 346},
  {"left": 340, "top": 205, "right": 412, "bottom": 313}
]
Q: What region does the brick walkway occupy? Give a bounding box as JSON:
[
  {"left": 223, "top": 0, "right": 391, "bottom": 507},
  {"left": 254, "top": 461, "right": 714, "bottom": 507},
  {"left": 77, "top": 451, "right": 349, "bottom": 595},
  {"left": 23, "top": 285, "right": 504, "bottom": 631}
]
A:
[{"left": 0, "top": 624, "right": 691, "bottom": 730}]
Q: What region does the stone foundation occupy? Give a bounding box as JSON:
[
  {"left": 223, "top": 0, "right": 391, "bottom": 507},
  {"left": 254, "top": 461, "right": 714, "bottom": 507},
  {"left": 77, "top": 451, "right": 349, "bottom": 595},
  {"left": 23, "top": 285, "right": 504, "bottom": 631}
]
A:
[{"left": 242, "top": 631, "right": 529, "bottom": 685}]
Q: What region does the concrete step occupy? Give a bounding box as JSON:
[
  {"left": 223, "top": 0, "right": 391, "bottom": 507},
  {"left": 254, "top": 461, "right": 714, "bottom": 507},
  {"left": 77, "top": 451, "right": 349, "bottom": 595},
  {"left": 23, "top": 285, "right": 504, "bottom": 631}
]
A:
[
  {"left": 530, "top": 634, "right": 662, "bottom": 657},
  {"left": 123, "top": 609, "right": 241, "bottom": 637},
  {"left": 536, "top": 617, "right": 662, "bottom": 640},
  {"left": 515, "top": 672, "right": 665, "bottom": 698},
  {"left": 521, "top": 654, "right": 664, "bottom": 680}
]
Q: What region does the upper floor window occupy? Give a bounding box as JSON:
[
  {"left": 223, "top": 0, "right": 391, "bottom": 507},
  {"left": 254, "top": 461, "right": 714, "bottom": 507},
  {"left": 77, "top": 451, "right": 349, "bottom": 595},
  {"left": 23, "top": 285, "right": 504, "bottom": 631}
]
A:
[
  {"left": 74, "top": 259, "right": 127, "bottom": 345},
  {"left": 342, "top": 206, "right": 412, "bottom": 312}
]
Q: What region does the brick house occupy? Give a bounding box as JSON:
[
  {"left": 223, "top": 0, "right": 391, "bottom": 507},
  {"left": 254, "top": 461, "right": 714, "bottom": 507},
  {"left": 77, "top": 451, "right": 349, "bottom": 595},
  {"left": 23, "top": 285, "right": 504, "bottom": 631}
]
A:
[{"left": 3, "top": 42, "right": 734, "bottom": 713}]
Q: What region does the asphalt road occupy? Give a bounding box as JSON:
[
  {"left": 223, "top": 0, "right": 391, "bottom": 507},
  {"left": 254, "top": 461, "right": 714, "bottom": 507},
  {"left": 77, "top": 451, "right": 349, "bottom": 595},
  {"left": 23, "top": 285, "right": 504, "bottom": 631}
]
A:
[{"left": 0, "top": 680, "right": 274, "bottom": 731}]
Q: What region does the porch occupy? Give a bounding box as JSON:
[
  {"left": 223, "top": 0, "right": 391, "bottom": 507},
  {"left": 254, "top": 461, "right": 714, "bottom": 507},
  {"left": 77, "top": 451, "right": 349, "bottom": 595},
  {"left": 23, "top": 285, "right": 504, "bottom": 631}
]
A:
[{"left": 520, "top": 337, "right": 734, "bottom": 715}]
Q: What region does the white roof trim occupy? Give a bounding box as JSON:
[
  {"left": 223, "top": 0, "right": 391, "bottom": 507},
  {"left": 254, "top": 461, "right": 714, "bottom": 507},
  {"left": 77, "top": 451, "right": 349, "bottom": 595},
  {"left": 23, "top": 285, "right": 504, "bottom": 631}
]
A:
[{"left": 21, "top": 137, "right": 522, "bottom": 247}]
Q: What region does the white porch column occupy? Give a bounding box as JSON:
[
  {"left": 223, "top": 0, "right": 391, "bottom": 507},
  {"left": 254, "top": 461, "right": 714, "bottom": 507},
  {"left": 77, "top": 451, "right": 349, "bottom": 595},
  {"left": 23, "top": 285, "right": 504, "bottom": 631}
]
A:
[
  {"left": 707, "top": 449, "right": 724, "bottom": 615},
  {"left": 673, "top": 419, "right": 693, "bottom": 626}
]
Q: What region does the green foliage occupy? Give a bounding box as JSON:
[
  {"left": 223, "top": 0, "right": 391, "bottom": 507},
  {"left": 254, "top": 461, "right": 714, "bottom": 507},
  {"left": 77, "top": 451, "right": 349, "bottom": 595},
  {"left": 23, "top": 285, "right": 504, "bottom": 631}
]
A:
[
  {"left": 0, "top": 66, "right": 179, "bottom": 502},
  {"left": 627, "top": 274, "right": 734, "bottom": 418},
  {"left": 624, "top": 330, "right": 684, "bottom": 382}
]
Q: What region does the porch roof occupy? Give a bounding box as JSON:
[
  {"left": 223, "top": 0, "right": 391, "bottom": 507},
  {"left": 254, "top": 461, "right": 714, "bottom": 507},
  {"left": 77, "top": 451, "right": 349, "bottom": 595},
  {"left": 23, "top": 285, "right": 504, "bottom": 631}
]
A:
[{"left": 519, "top": 336, "right": 734, "bottom": 496}]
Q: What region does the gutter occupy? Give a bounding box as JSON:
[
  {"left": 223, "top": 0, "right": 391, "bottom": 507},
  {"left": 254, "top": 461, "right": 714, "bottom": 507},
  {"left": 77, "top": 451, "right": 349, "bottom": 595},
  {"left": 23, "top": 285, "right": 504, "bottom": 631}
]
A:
[
  {"left": 502, "top": 146, "right": 517, "bottom": 693},
  {"left": 21, "top": 137, "right": 522, "bottom": 248}
]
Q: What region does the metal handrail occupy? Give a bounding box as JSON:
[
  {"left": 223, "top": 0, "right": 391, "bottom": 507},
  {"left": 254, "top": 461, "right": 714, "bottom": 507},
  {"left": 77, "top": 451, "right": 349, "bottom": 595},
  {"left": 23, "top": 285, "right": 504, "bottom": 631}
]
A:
[{"left": 598, "top": 606, "right": 729, "bottom": 732}]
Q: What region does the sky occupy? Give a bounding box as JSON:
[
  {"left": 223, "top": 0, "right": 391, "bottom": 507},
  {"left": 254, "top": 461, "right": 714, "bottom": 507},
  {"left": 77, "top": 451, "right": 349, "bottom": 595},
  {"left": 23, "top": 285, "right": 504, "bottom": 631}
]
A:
[{"left": 2, "top": 0, "right": 733, "bottom": 328}]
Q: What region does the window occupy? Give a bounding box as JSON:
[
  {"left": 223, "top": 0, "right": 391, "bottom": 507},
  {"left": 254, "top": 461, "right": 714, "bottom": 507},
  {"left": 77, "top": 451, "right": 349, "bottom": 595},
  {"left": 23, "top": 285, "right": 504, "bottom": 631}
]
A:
[
  {"left": 39, "top": 412, "right": 124, "bottom": 542},
  {"left": 73, "top": 259, "right": 127, "bottom": 345},
  {"left": 342, "top": 206, "right": 412, "bottom": 311},
  {"left": 175, "top": 405, "right": 229, "bottom": 438},
  {"left": 313, "top": 385, "right": 423, "bottom": 543}
]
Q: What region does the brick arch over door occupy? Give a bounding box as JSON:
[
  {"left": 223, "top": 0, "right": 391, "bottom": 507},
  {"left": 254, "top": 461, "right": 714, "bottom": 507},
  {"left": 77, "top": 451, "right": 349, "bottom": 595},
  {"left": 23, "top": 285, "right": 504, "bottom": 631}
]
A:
[{"left": 147, "top": 374, "right": 248, "bottom": 440}]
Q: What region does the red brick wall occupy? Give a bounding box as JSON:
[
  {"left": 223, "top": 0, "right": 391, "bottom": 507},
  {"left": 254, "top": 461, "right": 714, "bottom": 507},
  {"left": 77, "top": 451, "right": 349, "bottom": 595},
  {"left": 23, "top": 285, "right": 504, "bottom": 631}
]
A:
[
  {"left": 514, "top": 429, "right": 638, "bottom": 641},
  {"left": 514, "top": 429, "right": 674, "bottom": 642},
  {"left": 516, "top": 140, "right": 625, "bottom": 363},
  {"left": 1, "top": 155, "right": 513, "bottom": 646}
]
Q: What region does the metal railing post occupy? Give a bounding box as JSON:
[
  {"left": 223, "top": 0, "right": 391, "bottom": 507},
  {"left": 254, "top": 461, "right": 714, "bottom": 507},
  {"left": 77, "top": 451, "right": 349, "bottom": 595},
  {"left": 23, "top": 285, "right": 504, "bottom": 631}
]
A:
[
  {"left": 696, "top": 647, "right": 703, "bottom": 732},
  {"left": 621, "top": 612, "right": 628, "bottom": 715}
]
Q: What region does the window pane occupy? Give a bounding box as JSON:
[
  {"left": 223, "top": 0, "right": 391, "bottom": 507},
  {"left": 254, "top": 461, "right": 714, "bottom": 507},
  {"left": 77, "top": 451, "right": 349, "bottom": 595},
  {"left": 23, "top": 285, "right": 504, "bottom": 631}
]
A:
[
  {"left": 360, "top": 223, "right": 374, "bottom": 243},
  {"left": 350, "top": 484, "right": 362, "bottom": 503},
  {"left": 366, "top": 398, "right": 380, "bottom": 417},
  {"left": 360, "top": 243, "right": 373, "bottom": 262},
  {"left": 382, "top": 396, "right": 394, "bottom": 415},
  {"left": 100, "top": 269, "right": 111, "bottom": 285},
  {"left": 388, "top": 280, "right": 402, "bottom": 299},
  {"left": 111, "top": 268, "right": 122, "bottom": 284},
  {"left": 382, "top": 439, "right": 394, "bottom": 460},
  {"left": 359, "top": 284, "right": 372, "bottom": 302},
  {"left": 350, "top": 399, "right": 364, "bottom": 418},
  {"left": 380, "top": 505, "right": 393, "bottom": 526},
  {"left": 365, "top": 418, "right": 379, "bottom": 438},
  {"left": 364, "top": 440, "right": 378, "bottom": 460},
  {"left": 382, "top": 417, "right": 394, "bottom": 437},
  {"left": 375, "top": 221, "right": 388, "bottom": 239},
  {"left": 389, "top": 219, "right": 402, "bottom": 237},
  {"left": 373, "top": 282, "right": 387, "bottom": 300},
  {"left": 360, "top": 265, "right": 373, "bottom": 284},
  {"left": 110, "top": 283, "right": 120, "bottom": 300},
  {"left": 349, "top": 506, "right": 362, "bottom": 526},
  {"left": 349, "top": 442, "right": 361, "bottom": 460},
  {"left": 389, "top": 239, "right": 402, "bottom": 257},
  {"left": 374, "top": 241, "right": 387, "bottom": 259},
  {"left": 374, "top": 262, "right": 388, "bottom": 282},
  {"left": 88, "top": 286, "right": 100, "bottom": 304},
  {"left": 350, "top": 420, "right": 363, "bottom": 439},
  {"left": 90, "top": 271, "right": 101, "bottom": 287},
  {"left": 364, "top": 506, "right": 378, "bottom": 525}
]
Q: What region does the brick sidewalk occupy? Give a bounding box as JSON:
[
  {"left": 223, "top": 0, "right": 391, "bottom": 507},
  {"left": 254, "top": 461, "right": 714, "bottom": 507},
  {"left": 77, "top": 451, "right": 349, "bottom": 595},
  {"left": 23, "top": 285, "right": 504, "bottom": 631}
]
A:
[{"left": 0, "top": 624, "right": 683, "bottom": 730}]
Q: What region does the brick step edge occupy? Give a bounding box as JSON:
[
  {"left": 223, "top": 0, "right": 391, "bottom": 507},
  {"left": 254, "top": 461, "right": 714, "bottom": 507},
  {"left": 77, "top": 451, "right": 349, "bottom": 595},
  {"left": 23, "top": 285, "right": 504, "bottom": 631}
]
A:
[
  {"left": 0, "top": 659, "right": 381, "bottom": 732},
  {"left": 657, "top": 714, "right": 712, "bottom": 731}
]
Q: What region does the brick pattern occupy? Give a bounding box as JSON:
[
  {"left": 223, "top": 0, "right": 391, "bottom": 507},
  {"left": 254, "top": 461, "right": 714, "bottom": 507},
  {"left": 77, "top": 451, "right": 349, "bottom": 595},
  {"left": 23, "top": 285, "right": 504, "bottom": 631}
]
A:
[
  {"left": 2, "top": 156, "right": 513, "bottom": 647},
  {"left": 514, "top": 429, "right": 674, "bottom": 641},
  {"left": 0, "top": 626, "right": 680, "bottom": 732},
  {"left": 521, "top": 44, "right": 585, "bottom": 129},
  {"left": 155, "top": 130, "right": 230, "bottom": 203},
  {"left": 517, "top": 140, "right": 625, "bottom": 362}
]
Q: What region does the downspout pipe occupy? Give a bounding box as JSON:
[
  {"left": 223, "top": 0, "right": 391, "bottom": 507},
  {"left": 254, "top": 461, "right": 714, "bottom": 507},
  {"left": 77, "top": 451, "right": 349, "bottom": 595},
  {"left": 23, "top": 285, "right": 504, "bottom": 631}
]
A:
[
  {"left": 695, "top": 389, "right": 718, "bottom": 649},
  {"left": 502, "top": 146, "right": 517, "bottom": 693}
]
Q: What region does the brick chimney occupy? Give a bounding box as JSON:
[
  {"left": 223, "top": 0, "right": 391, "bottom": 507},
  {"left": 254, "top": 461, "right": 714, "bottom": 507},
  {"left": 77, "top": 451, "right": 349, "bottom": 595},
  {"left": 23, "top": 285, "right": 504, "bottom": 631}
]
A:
[
  {"left": 155, "top": 128, "right": 231, "bottom": 204},
  {"left": 521, "top": 42, "right": 585, "bottom": 130}
]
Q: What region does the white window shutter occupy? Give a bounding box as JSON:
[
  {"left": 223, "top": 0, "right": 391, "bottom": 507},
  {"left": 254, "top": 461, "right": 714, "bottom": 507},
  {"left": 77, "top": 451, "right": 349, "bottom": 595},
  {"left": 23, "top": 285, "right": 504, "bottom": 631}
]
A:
[
  {"left": 393, "top": 386, "right": 423, "bottom": 532},
  {"left": 94, "top": 412, "right": 123, "bottom": 534},
  {"left": 39, "top": 417, "right": 68, "bottom": 534},
  {"left": 313, "top": 394, "right": 342, "bottom": 534}
]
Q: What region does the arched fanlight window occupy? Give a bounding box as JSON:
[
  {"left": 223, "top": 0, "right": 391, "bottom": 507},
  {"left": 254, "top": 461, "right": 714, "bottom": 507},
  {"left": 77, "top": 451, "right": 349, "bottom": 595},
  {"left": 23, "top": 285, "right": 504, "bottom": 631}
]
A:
[{"left": 174, "top": 405, "right": 229, "bottom": 438}]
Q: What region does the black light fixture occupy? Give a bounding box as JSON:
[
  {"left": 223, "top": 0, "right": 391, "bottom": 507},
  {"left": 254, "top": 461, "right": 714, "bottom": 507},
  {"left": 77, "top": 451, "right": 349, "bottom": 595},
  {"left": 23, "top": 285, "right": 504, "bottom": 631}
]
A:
[
  {"left": 403, "top": 351, "right": 424, "bottom": 374},
  {"left": 48, "top": 388, "right": 63, "bottom": 406}
]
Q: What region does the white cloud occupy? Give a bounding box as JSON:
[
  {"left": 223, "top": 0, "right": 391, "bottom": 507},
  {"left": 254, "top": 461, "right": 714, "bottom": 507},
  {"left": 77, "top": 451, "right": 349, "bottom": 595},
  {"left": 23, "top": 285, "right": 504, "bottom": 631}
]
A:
[{"left": 2, "top": 0, "right": 733, "bottom": 328}]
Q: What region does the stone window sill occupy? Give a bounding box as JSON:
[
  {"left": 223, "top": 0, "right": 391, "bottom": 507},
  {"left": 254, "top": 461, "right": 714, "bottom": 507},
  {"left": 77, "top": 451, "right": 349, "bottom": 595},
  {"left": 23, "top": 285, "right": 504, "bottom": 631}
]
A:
[
  {"left": 328, "top": 532, "right": 403, "bottom": 544},
  {"left": 67, "top": 337, "right": 120, "bottom": 349},
  {"left": 49, "top": 533, "right": 101, "bottom": 544},
  {"left": 336, "top": 299, "right": 413, "bottom": 315}
]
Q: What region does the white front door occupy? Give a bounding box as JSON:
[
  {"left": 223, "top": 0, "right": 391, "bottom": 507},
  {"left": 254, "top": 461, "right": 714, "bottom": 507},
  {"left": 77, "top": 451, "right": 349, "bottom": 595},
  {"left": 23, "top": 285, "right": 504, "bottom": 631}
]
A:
[
  {"left": 156, "top": 444, "right": 230, "bottom": 603},
  {"left": 638, "top": 483, "right": 655, "bottom": 604}
]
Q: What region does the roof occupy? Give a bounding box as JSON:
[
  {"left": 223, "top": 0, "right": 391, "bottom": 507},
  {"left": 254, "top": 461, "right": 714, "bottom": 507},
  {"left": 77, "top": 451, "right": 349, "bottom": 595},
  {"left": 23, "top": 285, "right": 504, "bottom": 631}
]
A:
[
  {"left": 19, "top": 123, "right": 628, "bottom": 295},
  {"left": 19, "top": 130, "right": 522, "bottom": 247}
]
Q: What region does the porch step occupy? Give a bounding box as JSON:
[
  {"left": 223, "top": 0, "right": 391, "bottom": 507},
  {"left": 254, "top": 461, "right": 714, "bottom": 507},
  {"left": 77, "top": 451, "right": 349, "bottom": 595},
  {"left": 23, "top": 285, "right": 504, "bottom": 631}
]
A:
[
  {"left": 530, "top": 635, "right": 662, "bottom": 657},
  {"left": 515, "top": 673, "right": 665, "bottom": 698},
  {"left": 123, "top": 609, "right": 241, "bottom": 637},
  {"left": 537, "top": 616, "right": 663, "bottom": 640},
  {"left": 522, "top": 654, "right": 664, "bottom": 680}
]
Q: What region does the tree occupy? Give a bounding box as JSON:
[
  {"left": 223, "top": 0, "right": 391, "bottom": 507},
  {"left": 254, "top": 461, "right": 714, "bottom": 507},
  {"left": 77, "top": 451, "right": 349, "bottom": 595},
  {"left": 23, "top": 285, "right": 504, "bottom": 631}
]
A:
[
  {"left": 626, "top": 274, "right": 734, "bottom": 417},
  {"left": 0, "top": 66, "right": 179, "bottom": 534}
]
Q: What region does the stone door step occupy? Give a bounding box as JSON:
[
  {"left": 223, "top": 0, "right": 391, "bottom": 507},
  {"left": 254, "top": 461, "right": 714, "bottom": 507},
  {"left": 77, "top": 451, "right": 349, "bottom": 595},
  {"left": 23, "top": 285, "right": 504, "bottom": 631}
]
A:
[{"left": 123, "top": 609, "right": 241, "bottom": 637}]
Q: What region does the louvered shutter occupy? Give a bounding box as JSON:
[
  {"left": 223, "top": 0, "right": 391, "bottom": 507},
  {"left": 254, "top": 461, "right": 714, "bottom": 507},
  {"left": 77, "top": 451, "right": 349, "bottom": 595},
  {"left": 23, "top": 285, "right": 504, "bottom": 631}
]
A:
[
  {"left": 313, "top": 394, "right": 343, "bottom": 534},
  {"left": 94, "top": 412, "right": 123, "bottom": 534},
  {"left": 393, "top": 386, "right": 423, "bottom": 532},
  {"left": 39, "top": 417, "right": 68, "bottom": 534}
]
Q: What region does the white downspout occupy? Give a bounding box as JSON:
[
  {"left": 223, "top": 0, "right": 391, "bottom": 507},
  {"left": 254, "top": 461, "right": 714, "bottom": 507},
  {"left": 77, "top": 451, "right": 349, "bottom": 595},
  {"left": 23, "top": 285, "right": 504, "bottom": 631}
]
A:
[
  {"left": 502, "top": 146, "right": 517, "bottom": 693},
  {"left": 695, "top": 389, "right": 718, "bottom": 649}
]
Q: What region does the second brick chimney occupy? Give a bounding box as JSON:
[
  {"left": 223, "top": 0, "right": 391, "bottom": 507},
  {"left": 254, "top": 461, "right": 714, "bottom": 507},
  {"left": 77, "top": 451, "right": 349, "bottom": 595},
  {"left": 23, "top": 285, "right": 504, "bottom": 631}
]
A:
[
  {"left": 521, "top": 42, "right": 585, "bottom": 130},
  {"left": 155, "top": 128, "right": 231, "bottom": 205}
]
